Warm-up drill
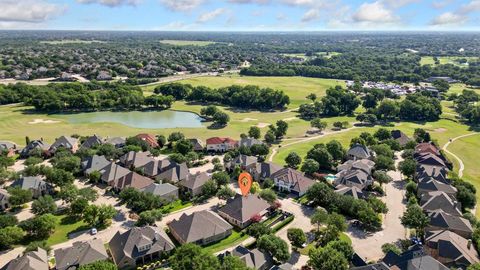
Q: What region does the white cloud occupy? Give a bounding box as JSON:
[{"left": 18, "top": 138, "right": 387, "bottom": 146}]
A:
[
  {"left": 430, "top": 12, "right": 467, "bottom": 25},
  {"left": 0, "top": 0, "right": 63, "bottom": 23},
  {"left": 282, "top": 0, "right": 315, "bottom": 6},
  {"left": 301, "top": 8, "right": 319, "bottom": 22},
  {"left": 197, "top": 8, "right": 227, "bottom": 23},
  {"left": 77, "top": 0, "right": 140, "bottom": 7},
  {"left": 458, "top": 0, "right": 480, "bottom": 14},
  {"left": 383, "top": 0, "right": 419, "bottom": 8},
  {"left": 276, "top": 13, "right": 287, "bottom": 21},
  {"left": 352, "top": 1, "right": 399, "bottom": 23},
  {"left": 431, "top": 0, "right": 453, "bottom": 9},
  {"left": 228, "top": 0, "right": 270, "bottom": 4},
  {"left": 160, "top": 0, "right": 205, "bottom": 12}
]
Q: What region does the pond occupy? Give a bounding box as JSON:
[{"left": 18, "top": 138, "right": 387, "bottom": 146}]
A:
[{"left": 57, "top": 110, "right": 204, "bottom": 129}]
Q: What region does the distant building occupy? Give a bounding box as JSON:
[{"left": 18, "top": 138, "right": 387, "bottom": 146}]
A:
[
  {"left": 20, "top": 140, "right": 50, "bottom": 158},
  {"left": 391, "top": 130, "right": 412, "bottom": 147},
  {"left": 105, "top": 137, "right": 126, "bottom": 148},
  {"left": 0, "top": 141, "right": 17, "bottom": 157},
  {"left": 188, "top": 138, "right": 205, "bottom": 151},
  {"left": 10, "top": 176, "right": 52, "bottom": 198},
  {"left": 81, "top": 155, "right": 110, "bottom": 176},
  {"left": 426, "top": 77, "right": 458, "bottom": 84},
  {"left": 81, "top": 134, "right": 104, "bottom": 149},
  {"left": 206, "top": 137, "right": 238, "bottom": 152},
  {"left": 49, "top": 136, "right": 80, "bottom": 154},
  {"left": 135, "top": 134, "right": 159, "bottom": 148},
  {"left": 347, "top": 144, "right": 374, "bottom": 160},
  {"left": 239, "top": 137, "right": 264, "bottom": 148}
]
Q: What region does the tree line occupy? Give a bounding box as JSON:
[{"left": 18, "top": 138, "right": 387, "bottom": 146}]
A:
[
  {"left": 0, "top": 82, "right": 174, "bottom": 112},
  {"left": 155, "top": 83, "right": 290, "bottom": 110}
]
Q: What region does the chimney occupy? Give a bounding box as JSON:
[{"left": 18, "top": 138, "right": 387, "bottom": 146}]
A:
[{"left": 468, "top": 240, "right": 472, "bottom": 249}]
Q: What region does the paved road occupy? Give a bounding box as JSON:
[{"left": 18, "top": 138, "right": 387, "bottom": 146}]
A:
[
  {"left": 442, "top": 133, "right": 479, "bottom": 178},
  {"left": 347, "top": 152, "right": 407, "bottom": 262}
]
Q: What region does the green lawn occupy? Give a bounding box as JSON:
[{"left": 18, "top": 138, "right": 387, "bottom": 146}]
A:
[
  {"left": 420, "top": 56, "right": 479, "bottom": 67},
  {"left": 203, "top": 229, "right": 249, "bottom": 253},
  {"left": 46, "top": 215, "right": 88, "bottom": 246},
  {"left": 143, "top": 74, "right": 345, "bottom": 109},
  {"left": 161, "top": 200, "right": 192, "bottom": 214},
  {"left": 447, "top": 134, "right": 480, "bottom": 216},
  {"left": 159, "top": 40, "right": 216, "bottom": 46}
]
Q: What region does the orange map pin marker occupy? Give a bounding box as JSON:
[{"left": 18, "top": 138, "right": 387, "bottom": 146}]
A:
[{"left": 238, "top": 172, "right": 253, "bottom": 197}]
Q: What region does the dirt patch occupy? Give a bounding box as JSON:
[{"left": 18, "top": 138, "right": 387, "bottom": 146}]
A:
[
  {"left": 257, "top": 123, "right": 270, "bottom": 128},
  {"left": 28, "top": 119, "right": 60, "bottom": 124},
  {"left": 283, "top": 117, "right": 297, "bottom": 122},
  {"left": 434, "top": 128, "right": 447, "bottom": 133},
  {"left": 240, "top": 118, "right": 258, "bottom": 122}
]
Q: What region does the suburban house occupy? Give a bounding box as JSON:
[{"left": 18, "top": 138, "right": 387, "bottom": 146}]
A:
[
  {"left": 382, "top": 245, "right": 448, "bottom": 270},
  {"left": 239, "top": 137, "right": 264, "bottom": 148},
  {"left": 415, "top": 152, "right": 446, "bottom": 167},
  {"left": 420, "top": 191, "right": 462, "bottom": 216},
  {"left": 228, "top": 245, "right": 273, "bottom": 270},
  {"left": 415, "top": 142, "right": 442, "bottom": 156},
  {"left": 119, "top": 151, "right": 153, "bottom": 169},
  {"left": 415, "top": 142, "right": 449, "bottom": 168},
  {"left": 99, "top": 163, "right": 131, "bottom": 185},
  {"left": 417, "top": 179, "right": 457, "bottom": 198},
  {"left": 427, "top": 210, "right": 473, "bottom": 239},
  {"left": 334, "top": 185, "right": 367, "bottom": 199},
  {"left": 188, "top": 138, "right": 205, "bottom": 151},
  {"left": 10, "top": 176, "right": 52, "bottom": 198},
  {"left": 0, "top": 188, "right": 10, "bottom": 210},
  {"left": 206, "top": 137, "right": 238, "bottom": 152},
  {"left": 178, "top": 172, "right": 211, "bottom": 197},
  {"left": 0, "top": 141, "right": 17, "bottom": 157},
  {"left": 335, "top": 159, "right": 375, "bottom": 191},
  {"left": 226, "top": 155, "right": 258, "bottom": 173},
  {"left": 53, "top": 239, "right": 108, "bottom": 270},
  {"left": 391, "top": 130, "right": 412, "bottom": 147},
  {"left": 140, "top": 182, "right": 179, "bottom": 202},
  {"left": 347, "top": 144, "right": 374, "bottom": 160},
  {"left": 20, "top": 139, "right": 50, "bottom": 158},
  {"left": 80, "top": 134, "right": 104, "bottom": 149},
  {"left": 416, "top": 164, "right": 449, "bottom": 184},
  {"left": 168, "top": 210, "right": 233, "bottom": 245},
  {"left": 81, "top": 155, "right": 110, "bottom": 176},
  {"left": 0, "top": 248, "right": 49, "bottom": 270},
  {"left": 156, "top": 162, "right": 189, "bottom": 183},
  {"left": 270, "top": 167, "right": 316, "bottom": 197},
  {"left": 136, "top": 133, "right": 159, "bottom": 148},
  {"left": 425, "top": 230, "right": 480, "bottom": 268},
  {"left": 218, "top": 194, "right": 271, "bottom": 228},
  {"left": 109, "top": 226, "right": 175, "bottom": 269},
  {"left": 253, "top": 162, "right": 283, "bottom": 181},
  {"left": 110, "top": 172, "right": 153, "bottom": 191},
  {"left": 49, "top": 136, "right": 80, "bottom": 153},
  {"left": 105, "top": 137, "right": 126, "bottom": 148}
]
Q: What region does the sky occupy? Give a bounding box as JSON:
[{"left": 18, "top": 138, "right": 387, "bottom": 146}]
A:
[{"left": 0, "top": 0, "right": 479, "bottom": 31}]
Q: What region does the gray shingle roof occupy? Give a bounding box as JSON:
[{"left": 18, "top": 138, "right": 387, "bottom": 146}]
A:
[
  {"left": 141, "top": 183, "right": 178, "bottom": 197},
  {"left": 54, "top": 239, "right": 108, "bottom": 270},
  {"left": 119, "top": 151, "right": 153, "bottom": 168},
  {"left": 239, "top": 137, "right": 264, "bottom": 148},
  {"left": 11, "top": 176, "right": 47, "bottom": 191},
  {"left": 335, "top": 185, "right": 366, "bottom": 199},
  {"left": 271, "top": 168, "right": 315, "bottom": 194},
  {"left": 256, "top": 162, "right": 283, "bottom": 179},
  {"left": 157, "top": 162, "right": 188, "bottom": 183},
  {"left": 81, "top": 135, "right": 104, "bottom": 149},
  {"left": 81, "top": 155, "right": 110, "bottom": 175},
  {"left": 231, "top": 246, "right": 272, "bottom": 269},
  {"left": 348, "top": 144, "right": 372, "bottom": 160},
  {"left": 20, "top": 140, "right": 50, "bottom": 157},
  {"left": 219, "top": 194, "right": 271, "bottom": 223},
  {"left": 99, "top": 163, "right": 131, "bottom": 183},
  {"left": 179, "top": 172, "right": 211, "bottom": 190},
  {"left": 50, "top": 136, "right": 78, "bottom": 151},
  {"left": 426, "top": 230, "right": 480, "bottom": 265},
  {"left": 168, "top": 210, "right": 232, "bottom": 244},
  {"left": 2, "top": 248, "right": 48, "bottom": 270},
  {"left": 109, "top": 226, "right": 175, "bottom": 264},
  {"left": 418, "top": 179, "right": 457, "bottom": 196},
  {"left": 428, "top": 210, "right": 473, "bottom": 236},
  {"left": 421, "top": 191, "right": 462, "bottom": 216}
]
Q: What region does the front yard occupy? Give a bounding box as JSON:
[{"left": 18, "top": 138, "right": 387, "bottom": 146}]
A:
[{"left": 46, "top": 214, "right": 88, "bottom": 246}]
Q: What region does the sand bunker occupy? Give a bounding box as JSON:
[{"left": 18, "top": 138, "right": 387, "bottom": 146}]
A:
[
  {"left": 283, "top": 117, "right": 297, "bottom": 122},
  {"left": 240, "top": 118, "right": 258, "bottom": 122},
  {"left": 434, "top": 128, "right": 447, "bottom": 133},
  {"left": 28, "top": 119, "right": 60, "bottom": 124},
  {"left": 256, "top": 123, "right": 270, "bottom": 128}
]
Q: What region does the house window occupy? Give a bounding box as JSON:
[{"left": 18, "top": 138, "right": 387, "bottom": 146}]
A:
[{"left": 137, "top": 244, "right": 151, "bottom": 252}]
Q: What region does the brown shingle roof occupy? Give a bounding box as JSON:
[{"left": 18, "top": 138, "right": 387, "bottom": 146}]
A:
[{"left": 218, "top": 194, "right": 271, "bottom": 223}]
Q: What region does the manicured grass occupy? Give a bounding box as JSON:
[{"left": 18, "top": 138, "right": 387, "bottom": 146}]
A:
[
  {"left": 339, "top": 232, "right": 352, "bottom": 244},
  {"left": 46, "top": 215, "right": 88, "bottom": 246},
  {"left": 447, "top": 134, "right": 480, "bottom": 216},
  {"left": 143, "top": 74, "right": 345, "bottom": 109},
  {"left": 203, "top": 229, "right": 249, "bottom": 253},
  {"left": 420, "top": 56, "right": 479, "bottom": 67},
  {"left": 161, "top": 200, "right": 192, "bottom": 214},
  {"left": 159, "top": 40, "right": 216, "bottom": 46}
]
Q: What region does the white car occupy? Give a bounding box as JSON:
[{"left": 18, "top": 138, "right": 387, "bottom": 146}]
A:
[{"left": 90, "top": 228, "right": 97, "bottom": 235}]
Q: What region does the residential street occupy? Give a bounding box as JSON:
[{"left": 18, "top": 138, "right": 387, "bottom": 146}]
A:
[{"left": 347, "top": 152, "right": 407, "bottom": 262}]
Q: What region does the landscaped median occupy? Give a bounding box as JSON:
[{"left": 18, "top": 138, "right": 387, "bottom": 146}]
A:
[{"left": 202, "top": 211, "right": 294, "bottom": 253}]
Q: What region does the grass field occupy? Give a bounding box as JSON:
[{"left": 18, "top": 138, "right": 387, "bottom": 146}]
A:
[
  {"left": 159, "top": 40, "right": 216, "bottom": 46},
  {"left": 143, "top": 74, "right": 345, "bottom": 109},
  {"left": 420, "top": 56, "right": 479, "bottom": 67},
  {"left": 46, "top": 215, "right": 88, "bottom": 246},
  {"left": 447, "top": 134, "right": 480, "bottom": 215}
]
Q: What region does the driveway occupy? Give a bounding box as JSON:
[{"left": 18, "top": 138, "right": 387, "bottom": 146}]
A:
[{"left": 347, "top": 152, "right": 407, "bottom": 262}]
